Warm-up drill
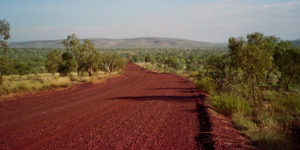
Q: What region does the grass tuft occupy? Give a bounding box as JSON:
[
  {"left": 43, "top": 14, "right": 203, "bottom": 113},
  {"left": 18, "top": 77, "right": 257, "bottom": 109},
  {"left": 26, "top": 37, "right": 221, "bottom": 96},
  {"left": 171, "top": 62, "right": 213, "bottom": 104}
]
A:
[
  {"left": 194, "top": 77, "right": 216, "bottom": 94},
  {"left": 209, "top": 93, "right": 252, "bottom": 116}
]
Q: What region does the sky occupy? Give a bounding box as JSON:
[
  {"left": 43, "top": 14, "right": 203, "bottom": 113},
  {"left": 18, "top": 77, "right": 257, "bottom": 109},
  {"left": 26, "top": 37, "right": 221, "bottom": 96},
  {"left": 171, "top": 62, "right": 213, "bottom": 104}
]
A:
[{"left": 1, "top": 0, "right": 300, "bottom": 42}]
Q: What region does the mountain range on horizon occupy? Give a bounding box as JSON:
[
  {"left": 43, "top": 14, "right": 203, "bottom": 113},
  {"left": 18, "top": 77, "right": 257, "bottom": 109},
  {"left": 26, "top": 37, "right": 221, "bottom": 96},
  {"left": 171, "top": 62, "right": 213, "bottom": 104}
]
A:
[
  {"left": 8, "top": 37, "right": 300, "bottom": 49},
  {"left": 8, "top": 37, "right": 227, "bottom": 49},
  {"left": 291, "top": 39, "right": 300, "bottom": 47}
]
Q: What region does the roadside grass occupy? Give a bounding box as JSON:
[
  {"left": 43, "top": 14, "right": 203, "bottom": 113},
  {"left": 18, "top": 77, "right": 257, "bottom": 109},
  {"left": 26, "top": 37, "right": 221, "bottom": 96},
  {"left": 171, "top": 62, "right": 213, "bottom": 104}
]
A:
[
  {"left": 207, "top": 90, "right": 300, "bottom": 150},
  {"left": 0, "top": 71, "right": 120, "bottom": 99},
  {"left": 135, "top": 62, "right": 163, "bottom": 73},
  {"left": 193, "top": 77, "right": 216, "bottom": 94},
  {"left": 209, "top": 93, "right": 252, "bottom": 117},
  {"left": 135, "top": 62, "right": 189, "bottom": 77}
]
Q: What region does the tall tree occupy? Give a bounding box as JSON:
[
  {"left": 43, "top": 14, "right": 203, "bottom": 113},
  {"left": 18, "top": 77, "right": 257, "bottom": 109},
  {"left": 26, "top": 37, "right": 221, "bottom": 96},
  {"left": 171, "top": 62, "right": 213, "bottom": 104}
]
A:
[
  {"left": 0, "top": 19, "right": 10, "bottom": 85},
  {"left": 62, "top": 34, "right": 100, "bottom": 76},
  {"left": 79, "top": 39, "right": 101, "bottom": 76},
  {"left": 274, "top": 41, "right": 300, "bottom": 90},
  {"left": 0, "top": 19, "right": 10, "bottom": 52},
  {"left": 228, "top": 32, "right": 277, "bottom": 103}
]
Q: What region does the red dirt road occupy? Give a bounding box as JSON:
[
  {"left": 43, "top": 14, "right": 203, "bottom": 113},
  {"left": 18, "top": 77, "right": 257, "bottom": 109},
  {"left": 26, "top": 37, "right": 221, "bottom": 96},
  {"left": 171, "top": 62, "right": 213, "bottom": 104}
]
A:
[{"left": 0, "top": 64, "right": 254, "bottom": 150}]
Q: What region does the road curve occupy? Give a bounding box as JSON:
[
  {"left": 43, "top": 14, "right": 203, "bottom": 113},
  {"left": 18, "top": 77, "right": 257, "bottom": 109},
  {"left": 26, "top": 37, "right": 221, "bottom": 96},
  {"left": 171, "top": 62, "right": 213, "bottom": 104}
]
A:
[{"left": 0, "top": 64, "right": 204, "bottom": 150}]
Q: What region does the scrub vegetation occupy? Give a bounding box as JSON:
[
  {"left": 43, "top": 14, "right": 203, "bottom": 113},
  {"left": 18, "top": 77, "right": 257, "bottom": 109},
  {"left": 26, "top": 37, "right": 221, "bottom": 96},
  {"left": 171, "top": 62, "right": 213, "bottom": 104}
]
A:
[
  {"left": 131, "top": 33, "right": 300, "bottom": 150},
  {"left": 0, "top": 21, "right": 126, "bottom": 97}
]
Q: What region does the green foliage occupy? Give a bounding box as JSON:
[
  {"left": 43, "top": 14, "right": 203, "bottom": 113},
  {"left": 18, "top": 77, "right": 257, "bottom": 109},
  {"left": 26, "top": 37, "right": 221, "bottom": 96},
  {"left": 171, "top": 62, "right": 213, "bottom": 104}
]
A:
[
  {"left": 194, "top": 77, "right": 216, "bottom": 94},
  {"left": 45, "top": 49, "right": 62, "bottom": 73},
  {"left": 228, "top": 32, "right": 278, "bottom": 103},
  {"left": 0, "top": 19, "right": 10, "bottom": 52},
  {"left": 144, "top": 54, "right": 156, "bottom": 64},
  {"left": 130, "top": 55, "right": 139, "bottom": 63},
  {"left": 204, "top": 55, "right": 229, "bottom": 91},
  {"left": 58, "top": 52, "right": 77, "bottom": 76},
  {"left": 14, "top": 60, "right": 31, "bottom": 75},
  {"left": 163, "top": 57, "right": 185, "bottom": 72},
  {"left": 100, "top": 52, "right": 126, "bottom": 75},
  {"left": 1, "top": 48, "right": 47, "bottom": 76},
  {"left": 262, "top": 90, "right": 281, "bottom": 101},
  {"left": 273, "top": 41, "right": 300, "bottom": 90},
  {"left": 209, "top": 93, "right": 252, "bottom": 116},
  {"left": 0, "top": 19, "right": 10, "bottom": 85},
  {"left": 165, "top": 57, "right": 178, "bottom": 70},
  {"left": 62, "top": 34, "right": 81, "bottom": 52},
  {"left": 79, "top": 39, "right": 101, "bottom": 76},
  {"left": 203, "top": 33, "right": 300, "bottom": 149},
  {"left": 62, "top": 34, "right": 102, "bottom": 76},
  {"left": 0, "top": 56, "right": 14, "bottom": 75}
]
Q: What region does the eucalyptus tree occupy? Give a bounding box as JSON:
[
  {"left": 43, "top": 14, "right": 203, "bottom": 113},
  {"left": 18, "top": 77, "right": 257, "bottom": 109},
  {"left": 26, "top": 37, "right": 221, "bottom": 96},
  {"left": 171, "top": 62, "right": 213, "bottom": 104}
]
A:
[
  {"left": 0, "top": 19, "right": 10, "bottom": 84},
  {"left": 274, "top": 41, "right": 300, "bottom": 90},
  {"left": 0, "top": 19, "right": 10, "bottom": 52},
  {"left": 62, "top": 34, "right": 101, "bottom": 76},
  {"left": 228, "top": 32, "right": 277, "bottom": 103},
  {"left": 100, "top": 52, "right": 126, "bottom": 75},
  {"left": 204, "top": 55, "right": 229, "bottom": 91}
]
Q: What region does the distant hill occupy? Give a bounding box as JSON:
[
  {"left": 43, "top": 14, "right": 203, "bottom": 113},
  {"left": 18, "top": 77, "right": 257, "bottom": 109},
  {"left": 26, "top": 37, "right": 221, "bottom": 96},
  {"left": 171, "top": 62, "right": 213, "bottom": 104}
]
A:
[
  {"left": 8, "top": 37, "right": 227, "bottom": 49},
  {"left": 291, "top": 39, "right": 300, "bottom": 47}
]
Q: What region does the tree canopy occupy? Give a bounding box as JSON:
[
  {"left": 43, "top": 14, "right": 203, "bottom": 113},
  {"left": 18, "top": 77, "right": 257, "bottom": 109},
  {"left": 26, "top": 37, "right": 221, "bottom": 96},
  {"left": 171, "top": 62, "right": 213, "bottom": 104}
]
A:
[{"left": 0, "top": 19, "right": 10, "bottom": 52}]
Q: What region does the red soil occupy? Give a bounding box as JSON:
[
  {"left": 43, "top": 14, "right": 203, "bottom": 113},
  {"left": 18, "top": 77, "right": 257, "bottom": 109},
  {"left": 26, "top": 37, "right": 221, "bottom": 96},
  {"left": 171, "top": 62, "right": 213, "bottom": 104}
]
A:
[{"left": 0, "top": 64, "right": 254, "bottom": 150}]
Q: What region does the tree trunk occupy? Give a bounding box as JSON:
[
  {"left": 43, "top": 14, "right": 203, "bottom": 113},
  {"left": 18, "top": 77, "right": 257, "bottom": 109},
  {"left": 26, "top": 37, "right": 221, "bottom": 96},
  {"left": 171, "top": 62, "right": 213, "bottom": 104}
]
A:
[
  {"left": 285, "top": 75, "right": 292, "bottom": 91},
  {"left": 77, "top": 66, "right": 81, "bottom": 75},
  {"left": 87, "top": 68, "right": 93, "bottom": 77},
  {"left": 105, "top": 65, "right": 111, "bottom": 76},
  {"left": 285, "top": 78, "right": 290, "bottom": 91}
]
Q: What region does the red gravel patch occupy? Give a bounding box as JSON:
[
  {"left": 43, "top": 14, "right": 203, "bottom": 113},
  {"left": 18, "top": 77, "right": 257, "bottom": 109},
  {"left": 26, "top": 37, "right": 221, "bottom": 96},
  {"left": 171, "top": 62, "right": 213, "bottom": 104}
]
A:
[{"left": 0, "top": 64, "right": 254, "bottom": 150}]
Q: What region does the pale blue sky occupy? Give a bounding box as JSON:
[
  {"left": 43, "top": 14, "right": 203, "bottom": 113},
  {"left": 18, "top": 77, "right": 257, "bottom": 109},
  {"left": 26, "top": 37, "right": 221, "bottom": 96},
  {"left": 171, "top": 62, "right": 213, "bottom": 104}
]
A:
[{"left": 1, "top": 0, "right": 299, "bottom": 42}]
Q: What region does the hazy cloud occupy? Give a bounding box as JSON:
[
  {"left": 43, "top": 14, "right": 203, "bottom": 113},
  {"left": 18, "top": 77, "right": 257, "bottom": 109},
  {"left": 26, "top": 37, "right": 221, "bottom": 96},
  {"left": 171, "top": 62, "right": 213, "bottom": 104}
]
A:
[{"left": 8, "top": 0, "right": 300, "bottom": 42}]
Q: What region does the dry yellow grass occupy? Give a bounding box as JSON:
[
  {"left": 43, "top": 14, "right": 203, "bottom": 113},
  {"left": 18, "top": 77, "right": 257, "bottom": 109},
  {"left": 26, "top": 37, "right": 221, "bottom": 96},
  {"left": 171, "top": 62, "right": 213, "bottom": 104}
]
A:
[
  {"left": 135, "top": 62, "right": 164, "bottom": 73},
  {"left": 0, "top": 71, "right": 121, "bottom": 100},
  {"left": 135, "top": 62, "right": 189, "bottom": 77}
]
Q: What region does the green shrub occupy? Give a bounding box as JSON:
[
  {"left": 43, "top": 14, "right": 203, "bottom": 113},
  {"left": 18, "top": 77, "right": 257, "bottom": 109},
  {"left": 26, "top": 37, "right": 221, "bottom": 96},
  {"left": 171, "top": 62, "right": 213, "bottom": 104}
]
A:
[
  {"left": 194, "top": 77, "right": 216, "bottom": 93},
  {"left": 209, "top": 93, "right": 252, "bottom": 116},
  {"left": 189, "top": 71, "right": 198, "bottom": 78},
  {"left": 262, "top": 90, "right": 281, "bottom": 101}
]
